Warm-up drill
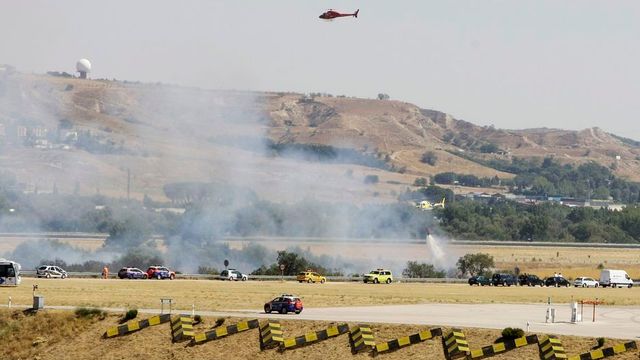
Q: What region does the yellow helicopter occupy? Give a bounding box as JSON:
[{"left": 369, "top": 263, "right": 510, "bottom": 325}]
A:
[{"left": 415, "top": 198, "right": 446, "bottom": 211}]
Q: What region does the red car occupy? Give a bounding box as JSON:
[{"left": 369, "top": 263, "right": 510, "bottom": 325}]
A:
[{"left": 146, "top": 266, "right": 176, "bottom": 280}]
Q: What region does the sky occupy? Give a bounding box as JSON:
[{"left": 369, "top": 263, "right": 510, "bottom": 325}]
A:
[{"left": 2, "top": 1, "right": 640, "bottom": 139}]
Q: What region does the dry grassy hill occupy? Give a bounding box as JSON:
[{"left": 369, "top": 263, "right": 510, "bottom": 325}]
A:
[{"left": 1, "top": 71, "right": 639, "bottom": 202}]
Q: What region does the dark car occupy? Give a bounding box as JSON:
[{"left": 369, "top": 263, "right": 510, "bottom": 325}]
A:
[
  {"left": 518, "top": 274, "right": 544, "bottom": 287},
  {"left": 147, "top": 266, "right": 176, "bottom": 280},
  {"left": 468, "top": 275, "right": 491, "bottom": 286},
  {"left": 491, "top": 273, "right": 517, "bottom": 287},
  {"left": 545, "top": 276, "right": 571, "bottom": 287},
  {"left": 264, "top": 294, "right": 303, "bottom": 315},
  {"left": 117, "top": 267, "right": 148, "bottom": 279}
]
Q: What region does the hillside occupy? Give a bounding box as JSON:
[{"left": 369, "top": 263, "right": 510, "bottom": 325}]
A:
[{"left": 1, "top": 71, "right": 639, "bottom": 202}]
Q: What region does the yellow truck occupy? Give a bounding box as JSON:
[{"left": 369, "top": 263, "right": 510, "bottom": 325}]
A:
[{"left": 363, "top": 269, "right": 393, "bottom": 284}]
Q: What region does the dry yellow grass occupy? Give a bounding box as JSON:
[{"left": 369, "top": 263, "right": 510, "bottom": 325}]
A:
[
  {"left": 1, "top": 309, "right": 637, "bottom": 360},
  {"left": 2, "top": 278, "right": 639, "bottom": 312}
]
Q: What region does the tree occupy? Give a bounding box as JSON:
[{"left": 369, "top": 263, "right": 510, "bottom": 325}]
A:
[
  {"left": 402, "top": 261, "right": 446, "bottom": 278},
  {"left": 414, "top": 178, "right": 428, "bottom": 187},
  {"left": 420, "top": 151, "right": 438, "bottom": 166},
  {"left": 377, "top": 93, "right": 390, "bottom": 100},
  {"left": 456, "top": 253, "right": 494, "bottom": 277}
]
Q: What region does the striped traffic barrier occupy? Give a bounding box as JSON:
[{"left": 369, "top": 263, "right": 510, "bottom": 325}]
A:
[
  {"left": 443, "top": 329, "right": 470, "bottom": 360},
  {"left": 538, "top": 336, "right": 567, "bottom": 360},
  {"left": 279, "top": 323, "right": 350, "bottom": 351},
  {"left": 190, "top": 319, "right": 260, "bottom": 346},
  {"left": 348, "top": 325, "right": 376, "bottom": 354},
  {"left": 468, "top": 335, "right": 539, "bottom": 359},
  {"left": 259, "top": 320, "right": 284, "bottom": 350},
  {"left": 374, "top": 328, "right": 443, "bottom": 356},
  {"left": 567, "top": 341, "right": 637, "bottom": 360},
  {"left": 171, "top": 315, "right": 195, "bottom": 342},
  {"left": 103, "top": 313, "right": 171, "bottom": 338}
]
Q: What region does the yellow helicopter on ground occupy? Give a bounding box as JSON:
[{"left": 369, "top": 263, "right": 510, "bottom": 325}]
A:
[{"left": 415, "top": 198, "right": 445, "bottom": 211}]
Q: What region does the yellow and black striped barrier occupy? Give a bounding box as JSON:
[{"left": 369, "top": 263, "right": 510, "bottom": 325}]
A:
[
  {"left": 538, "top": 336, "right": 567, "bottom": 360},
  {"left": 259, "top": 320, "right": 284, "bottom": 350},
  {"left": 348, "top": 325, "right": 376, "bottom": 354},
  {"left": 190, "top": 319, "right": 260, "bottom": 346},
  {"left": 443, "top": 329, "right": 470, "bottom": 360},
  {"left": 171, "top": 315, "right": 195, "bottom": 342},
  {"left": 279, "top": 323, "right": 349, "bottom": 351},
  {"left": 374, "top": 328, "right": 442, "bottom": 356},
  {"left": 567, "top": 341, "right": 637, "bottom": 360},
  {"left": 468, "top": 334, "right": 539, "bottom": 359},
  {"left": 103, "top": 313, "right": 171, "bottom": 338}
]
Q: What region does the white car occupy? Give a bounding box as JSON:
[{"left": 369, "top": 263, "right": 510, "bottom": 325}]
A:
[
  {"left": 574, "top": 277, "right": 598, "bottom": 288},
  {"left": 36, "top": 265, "right": 68, "bottom": 279},
  {"left": 220, "top": 269, "right": 248, "bottom": 281}
]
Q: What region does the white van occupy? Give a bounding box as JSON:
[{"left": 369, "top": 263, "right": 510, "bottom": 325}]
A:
[
  {"left": 599, "top": 269, "right": 633, "bottom": 288},
  {"left": 0, "top": 258, "right": 22, "bottom": 286}
]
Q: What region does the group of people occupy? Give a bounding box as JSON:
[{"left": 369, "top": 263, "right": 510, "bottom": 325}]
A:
[{"left": 553, "top": 272, "right": 564, "bottom": 278}]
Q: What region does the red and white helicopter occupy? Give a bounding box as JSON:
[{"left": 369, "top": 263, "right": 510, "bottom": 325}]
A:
[{"left": 319, "top": 9, "right": 359, "bottom": 20}]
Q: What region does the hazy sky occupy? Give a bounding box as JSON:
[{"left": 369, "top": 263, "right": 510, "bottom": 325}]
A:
[{"left": 2, "top": 1, "right": 639, "bottom": 138}]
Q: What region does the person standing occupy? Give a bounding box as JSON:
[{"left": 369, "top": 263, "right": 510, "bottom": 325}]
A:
[{"left": 102, "top": 266, "right": 109, "bottom": 279}]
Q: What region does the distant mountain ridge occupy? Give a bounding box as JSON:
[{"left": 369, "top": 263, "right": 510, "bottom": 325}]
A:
[{"left": 1, "top": 72, "right": 638, "bottom": 202}]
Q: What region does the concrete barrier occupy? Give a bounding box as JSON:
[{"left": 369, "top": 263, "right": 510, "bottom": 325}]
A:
[
  {"left": 468, "top": 335, "right": 539, "bottom": 359},
  {"left": 538, "top": 336, "right": 567, "bottom": 360},
  {"left": 190, "top": 319, "right": 259, "bottom": 345},
  {"left": 348, "top": 325, "right": 375, "bottom": 354},
  {"left": 443, "top": 329, "right": 470, "bottom": 360},
  {"left": 171, "top": 315, "right": 195, "bottom": 342},
  {"left": 279, "top": 323, "right": 349, "bottom": 351},
  {"left": 567, "top": 341, "right": 637, "bottom": 360},
  {"left": 103, "top": 313, "right": 171, "bottom": 338},
  {"left": 258, "top": 320, "right": 284, "bottom": 350},
  {"left": 374, "top": 328, "right": 442, "bottom": 356}
]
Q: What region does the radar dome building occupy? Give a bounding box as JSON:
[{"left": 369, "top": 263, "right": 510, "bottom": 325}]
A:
[{"left": 76, "top": 58, "right": 92, "bottom": 79}]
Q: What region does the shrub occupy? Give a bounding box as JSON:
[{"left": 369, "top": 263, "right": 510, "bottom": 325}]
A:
[
  {"left": 501, "top": 327, "right": 524, "bottom": 341},
  {"left": 364, "top": 175, "right": 379, "bottom": 184},
  {"left": 75, "top": 307, "right": 106, "bottom": 319},
  {"left": 593, "top": 337, "right": 605, "bottom": 349},
  {"left": 414, "top": 177, "right": 428, "bottom": 187},
  {"left": 421, "top": 151, "right": 438, "bottom": 166},
  {"left": 120, "top": 309, "right": 138, "bottom": 323},
  {"left": 194, "top": 314, "right": 202, "bottom": 325}
]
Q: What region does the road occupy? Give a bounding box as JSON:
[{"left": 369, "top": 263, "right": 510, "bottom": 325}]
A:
[{"left": 7, "top": 302, "right": 639, "bottom": 340}]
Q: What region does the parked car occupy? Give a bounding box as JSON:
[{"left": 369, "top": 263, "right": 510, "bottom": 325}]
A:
[
  {"left": 147, "top": 266, "right": 176, "bottom": 280},
  {"left": 518, "top": 274, "right": 544, "bottom": 287},
  {"left": 599, "top": 269, "right": 633, "bottom": 288},
  {"left": 117, "top": 267, "right": 148, "bottom": 279},
  {"left": 36, "top": 265, "right": 68, "bottom": 279},
  {"left": 264, "top": 294, "right": 303, "bottom": 314},
  {"left": 363, "top": 269, "right": 393, "bottom": 284},
  {"left": 297, "top": 271, "right": 326, "bottom": 284},
  {"left": 544, "top": 276, "right": 570, "bottom": 287},
  {"left": 220, "top": 269, "right": 248, "bottom": 281},
  {"left": 573, "top": 277, "right": 598, "bottom": 288},
  {"left": 491, "top": 273, "right": 517, "bottom": 287},
  {"left": 468, "top": 275, "right": 491, "bottom": 286}
]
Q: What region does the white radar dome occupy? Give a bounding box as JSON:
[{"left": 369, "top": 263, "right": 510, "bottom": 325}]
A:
[{"left": 76, "top": 59, "right": 92, "bottom": 73}]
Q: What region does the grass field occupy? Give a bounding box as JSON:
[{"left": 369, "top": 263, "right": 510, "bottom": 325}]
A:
[
  {"left": 1, "top": 278, "right": 638, "bottom": 311},
  {"left": 1, "top": 309, "right": 638, "bottom": 360}
]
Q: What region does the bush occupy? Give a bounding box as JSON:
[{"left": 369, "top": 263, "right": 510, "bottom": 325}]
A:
[
  {"left": 120, "top": 309, "right": 138, "bottom": 323},
  {"left": 364, "top": 175, "right": 379, "bottom": 184},
  {"left": 500, "top": 327, "right": 524, "bottom": 341},
  {"left": 75, "top": 307, "right": 106, "bottom": 319},
  {"left": 593, "top": 337, "right": 605, "bottom": 350},
  {"left": 421, "top": 151, "right": 438, "bottom": 166},
  {"left": 193, "top": 314, "right": 202, "bottom": 325},
  {"left": 402, "top": 261, "right": 446, "bottom": 278},
  {"left": 414, "top": 178, "right": 428, "bottom": 187}
]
